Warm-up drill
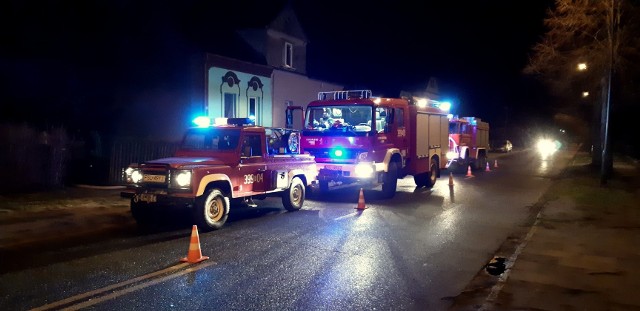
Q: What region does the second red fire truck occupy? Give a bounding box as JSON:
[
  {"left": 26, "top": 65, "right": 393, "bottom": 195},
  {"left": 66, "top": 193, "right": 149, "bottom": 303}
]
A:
[
  {"left": 296, "top": 90, "right": 450, "bottom": 198},
  {"left": 446, "top": 116, "right": 490, "bottom": 171}
]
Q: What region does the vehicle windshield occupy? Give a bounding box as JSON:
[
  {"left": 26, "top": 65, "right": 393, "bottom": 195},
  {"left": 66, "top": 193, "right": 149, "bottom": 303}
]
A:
[
  {"left": 181, "top": 128, "right": 240, "bottom": 151},
  {"left": 305, "top": 105, "right": 373, "bottom": 133}
]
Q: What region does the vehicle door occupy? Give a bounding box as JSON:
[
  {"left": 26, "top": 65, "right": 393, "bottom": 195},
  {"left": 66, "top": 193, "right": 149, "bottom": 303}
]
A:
[
  {"left": 374, "top": 106, "right": 396, "bottom": 161},
  {"left": 238, "top": 133, "right": 267, "bottom": 194},
  {"left": 388, "top": 106, "right": 408, "bottom": 158}
]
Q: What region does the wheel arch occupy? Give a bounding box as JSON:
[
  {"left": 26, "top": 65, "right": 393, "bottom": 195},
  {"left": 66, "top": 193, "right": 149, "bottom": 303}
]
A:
[{"left": 196, "top": 174, "right": 233, "bottom": 197}]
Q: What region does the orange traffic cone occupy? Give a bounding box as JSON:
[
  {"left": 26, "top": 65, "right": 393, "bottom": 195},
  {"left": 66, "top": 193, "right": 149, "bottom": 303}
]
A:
[
  {"left": 448, "top": 172, "right": 454, "bottom": 186},
  {"left": 494, "top": 159, "right": 499, "bottom": 168},
  {"left": 181, "top": 225, "right": 209, "bottom": 263},
  {"left": 485, "top": 161, "right": 491, "bottom": 172},
  {"left": 466, "top": 165, "right": 474, "bottom": 178},
  {"left": 355, "top": 188, "right": 367, "bottom": 210}
]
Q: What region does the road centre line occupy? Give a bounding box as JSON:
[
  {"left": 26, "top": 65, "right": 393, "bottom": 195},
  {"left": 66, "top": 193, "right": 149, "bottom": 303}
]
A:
[{"left": 30, "top": 261, "right": 215, "bottom": 311}]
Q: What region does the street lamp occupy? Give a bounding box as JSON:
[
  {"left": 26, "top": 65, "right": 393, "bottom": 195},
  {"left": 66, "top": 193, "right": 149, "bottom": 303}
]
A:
[
  {"left": 577, "top": 63, "right": 588, "bottom": 71},
  {"left": 582, "top": 91, "right": 589, "bottom": 97}
]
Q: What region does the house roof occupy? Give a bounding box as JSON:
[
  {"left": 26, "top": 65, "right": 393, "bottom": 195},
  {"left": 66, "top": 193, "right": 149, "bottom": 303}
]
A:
[{"left": 181, "top": 1, "right": 306, "bottom": 66}]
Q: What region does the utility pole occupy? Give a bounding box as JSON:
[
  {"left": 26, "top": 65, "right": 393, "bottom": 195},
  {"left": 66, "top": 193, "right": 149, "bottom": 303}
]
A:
[{"left": 601, "top": 0, "right": 617, "bottom": 185}]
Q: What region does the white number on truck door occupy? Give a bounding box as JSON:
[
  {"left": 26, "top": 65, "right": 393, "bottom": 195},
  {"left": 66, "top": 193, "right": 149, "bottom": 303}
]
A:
[{"left": 244, "top": 173, "right": 264, "bottom": 184}]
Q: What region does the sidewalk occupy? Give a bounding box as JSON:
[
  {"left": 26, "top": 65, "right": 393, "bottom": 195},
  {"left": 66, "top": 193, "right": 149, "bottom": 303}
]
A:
[{"left": 452, "top": 151, "right": 640, "bottom": 310}]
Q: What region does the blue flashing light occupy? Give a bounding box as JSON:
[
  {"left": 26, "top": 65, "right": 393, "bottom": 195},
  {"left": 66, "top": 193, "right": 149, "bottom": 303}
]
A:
[
  {"left": 193, "top": 116, "right": 211, "bottom": 128},
  {"left": 248, "top": 115, "right": 256, "bottom": 121},
  {"left": 331, "top": 147, "right": 346, "bottom": 159}
]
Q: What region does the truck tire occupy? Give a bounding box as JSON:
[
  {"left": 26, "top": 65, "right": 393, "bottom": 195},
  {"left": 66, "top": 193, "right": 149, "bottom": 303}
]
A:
[
  {"left": 414, "top": 173, "right": 427, "bottom": 188},
  {"left": 283, "top": 177, "right": 305, "bottom": 211},
  {"left": 477, "top": 155, "right": 487, "bottom": 171},
  {"left": 413, "top": 159, "right": 439, "bottom": 188},
  {"left": 194, "top": 188, "right": 230, "bottom": 231},
  {"left": 427, "top": 159, "right": 438, "bottom": 188},
  {"left": 381, "top": 161, "right": 398, "bottom": 199}
]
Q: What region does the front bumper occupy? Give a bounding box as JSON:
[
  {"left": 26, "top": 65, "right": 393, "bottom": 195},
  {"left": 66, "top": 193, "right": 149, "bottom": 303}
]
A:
[
  {"left": 121, "top": 189, "right": 196, "bottom": 209},
  {"left": 316, "top": 162, "right": 385, "bottom": 184}
]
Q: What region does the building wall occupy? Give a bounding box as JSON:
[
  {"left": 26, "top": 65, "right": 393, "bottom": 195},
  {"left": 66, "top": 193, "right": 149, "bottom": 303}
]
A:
[
  {"left": 265, "top": 32, "right": 307, "bottom": 75},
  {"left": 207, "top": 66, "right": 273, "bottom": 126},
  {"left": 271, "top": 70, "right": 343, "bottom": 128}
]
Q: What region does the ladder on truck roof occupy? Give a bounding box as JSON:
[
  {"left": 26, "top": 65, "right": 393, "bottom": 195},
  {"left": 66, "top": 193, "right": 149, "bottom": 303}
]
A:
[{"left": 318, "top": 90, "right": 372, "bottom": 100}]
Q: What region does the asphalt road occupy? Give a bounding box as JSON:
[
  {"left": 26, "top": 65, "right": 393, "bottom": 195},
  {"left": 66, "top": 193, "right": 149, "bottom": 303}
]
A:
[{"left": 0, "top": 148, "right": 575, "bottom": 310}]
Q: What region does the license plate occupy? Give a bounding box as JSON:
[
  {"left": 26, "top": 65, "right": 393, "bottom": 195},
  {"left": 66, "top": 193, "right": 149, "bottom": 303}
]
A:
[
  {"left": 143, "top": 174, "right": 166, "bottom": 183},
  {"left": 325, "top": 165, "right": 342, "bottom": 171},
  {"left": 135, "top": 193, "right": 157, "bottom": 203}
]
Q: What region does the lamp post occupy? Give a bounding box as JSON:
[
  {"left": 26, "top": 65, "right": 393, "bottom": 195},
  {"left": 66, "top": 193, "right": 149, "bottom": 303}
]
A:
[{"left": 601, "top": 0, "right": 617, "bottom": 185}]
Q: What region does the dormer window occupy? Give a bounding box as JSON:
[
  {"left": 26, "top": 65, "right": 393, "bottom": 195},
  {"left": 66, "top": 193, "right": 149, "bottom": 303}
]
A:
[{"left": 284, "top": 42, "right": 293, "bottom": 68}]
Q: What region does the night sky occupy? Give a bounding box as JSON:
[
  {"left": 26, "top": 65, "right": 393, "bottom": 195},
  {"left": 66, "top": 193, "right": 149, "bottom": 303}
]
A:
[{"left": 1, "top": 0, "right": 555, "bottom": 138}]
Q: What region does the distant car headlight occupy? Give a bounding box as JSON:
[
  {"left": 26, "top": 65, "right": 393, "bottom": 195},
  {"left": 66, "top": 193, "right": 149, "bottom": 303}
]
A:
[
  {"left": 355, "top": 163, "right": 374, "bottom": 178},
  {"left": 171, "top": 170, "right": 192, "bottom": 189},
  {"left": 446, "top": 151, "right": 458, "bottom": 159},
  {"left": 537, "top": 138, "right": 558, "bottom": 157}
]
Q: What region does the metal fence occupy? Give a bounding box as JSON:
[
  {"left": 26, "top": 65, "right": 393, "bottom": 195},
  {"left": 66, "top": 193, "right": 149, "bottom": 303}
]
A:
[{"left": 109, "top": 139, "right": 179, "bottom": 185}]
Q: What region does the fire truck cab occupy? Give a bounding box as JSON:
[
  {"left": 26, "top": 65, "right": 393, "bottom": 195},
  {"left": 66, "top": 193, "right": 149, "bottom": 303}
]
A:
[
  {"left": 301, "top": 90, "right": 450, "bottom": 198},
  {"left": 121, "top": 117, "right": 317, "bottom": 231},
  {"left": 446, "top": 116, "right": 490, "bottom": 171}
]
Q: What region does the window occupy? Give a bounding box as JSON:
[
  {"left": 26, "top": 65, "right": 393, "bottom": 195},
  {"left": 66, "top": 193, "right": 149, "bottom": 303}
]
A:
[
  {"left": 395, "top": 108, "right": 404, "bottom": 128},
  {"left": 284, "top": 42, "right": 293, "bottom": 68},
  {"left": 241, "top": 134, "right": 263, "bottom": 157},
  {"left": 181, "top": 128, "right": 240, "bottom": 151},
  {"left": 248, "top": 97, "right": 260, "bottom": 124},
  {"left": 224, "top": 93, "right": 237, "bottom": 118},
  {"left": 375, "top": 107, "right": 391, "bottom": 133}
]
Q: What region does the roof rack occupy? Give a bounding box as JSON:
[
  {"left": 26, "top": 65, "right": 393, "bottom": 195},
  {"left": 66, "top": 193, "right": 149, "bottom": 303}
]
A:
[{"left": 318, "top": 90, "right": 372, "bottom": 100}]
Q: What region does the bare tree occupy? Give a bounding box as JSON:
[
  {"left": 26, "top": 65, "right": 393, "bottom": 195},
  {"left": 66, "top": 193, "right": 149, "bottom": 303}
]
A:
[{"left": 524, "top": 0, "right": 640, "bottom": 168}]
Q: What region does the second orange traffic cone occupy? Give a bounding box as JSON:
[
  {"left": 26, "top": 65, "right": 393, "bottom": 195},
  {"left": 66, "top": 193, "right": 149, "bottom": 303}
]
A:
[
  {"left": 466, "top": 165, "right": 474, "bottom": 178},
  {"left": 485, "top": 161, "right": 491, "bottom": 172},
  {"left": 494, "top": 159, "right": 499, "bottom": 168},
  {"left": 181, "top": 225, "right": 209, "bottom": 264},
  {"left": 356, "top": 188, "right": 367, "bottom": 210}
]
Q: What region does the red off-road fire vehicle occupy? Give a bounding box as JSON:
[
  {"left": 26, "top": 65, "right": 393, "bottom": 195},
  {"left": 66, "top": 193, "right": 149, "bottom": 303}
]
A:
[{"left": 121, "top": 118, "right": 317, "bottom": 231}]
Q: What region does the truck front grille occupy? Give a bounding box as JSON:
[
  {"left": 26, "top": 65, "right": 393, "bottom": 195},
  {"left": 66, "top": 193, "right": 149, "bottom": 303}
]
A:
[{"left": 140, "top": 163, "right": 170, "bottom": 189}]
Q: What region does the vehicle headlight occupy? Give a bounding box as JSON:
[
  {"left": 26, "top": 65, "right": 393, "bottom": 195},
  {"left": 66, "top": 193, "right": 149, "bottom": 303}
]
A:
[
  {"left": 125, "top": 167, "right": 143, "bottom": 184},
  {"left": 355, "top": 163, "right": 374, "bottom": 178},
  {"left": 537, "top": 138, "right": 558, "bottom": 157},
  {"left": 446, "top": 151, "right": 458, "bottom": 159},
  {"left": 171, "top": 170, "right": 192, "bottom": 188}
]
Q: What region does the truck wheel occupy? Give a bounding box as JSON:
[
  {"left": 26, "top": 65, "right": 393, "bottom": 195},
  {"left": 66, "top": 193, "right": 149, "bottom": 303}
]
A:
[
  {"left": 283, "top": 177, "right": 305, "bottom": 211},
  {"left": 478, "top": 155, "right": 487, "bottom": 171},
  {"left": 285, "top": 132, "right": 299, "bottom": 154},
  {"left": 382, "top": 161, "right": 398, "bottom": 199},
  {"left": 131, "top": 200, "right": 153, "bottom": 225},
  {"left": 194, "top": 188, "right": 230, "bottom": 231},
  {"left": 427, "top": 159, "right": 438, "bottom": 188},
  {"left": 413, "top": 173, "right": 428, "bottom": 188}
]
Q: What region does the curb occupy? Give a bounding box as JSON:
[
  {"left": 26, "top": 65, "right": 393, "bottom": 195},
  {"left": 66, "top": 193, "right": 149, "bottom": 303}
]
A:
[{"left": 74, "top": 184, "right": 126, "bottom": 190}]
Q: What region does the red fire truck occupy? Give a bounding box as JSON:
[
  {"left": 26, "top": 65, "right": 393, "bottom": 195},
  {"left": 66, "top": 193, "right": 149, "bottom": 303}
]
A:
[
  {"left": 446, "top": 116, "right": 490, "bottom": 171},
  {"left": 298, "top": 90, "right": 450, "bottom": 198},
  {"left": 120, "top": 117, "right": 317, "bottom": 231}
]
